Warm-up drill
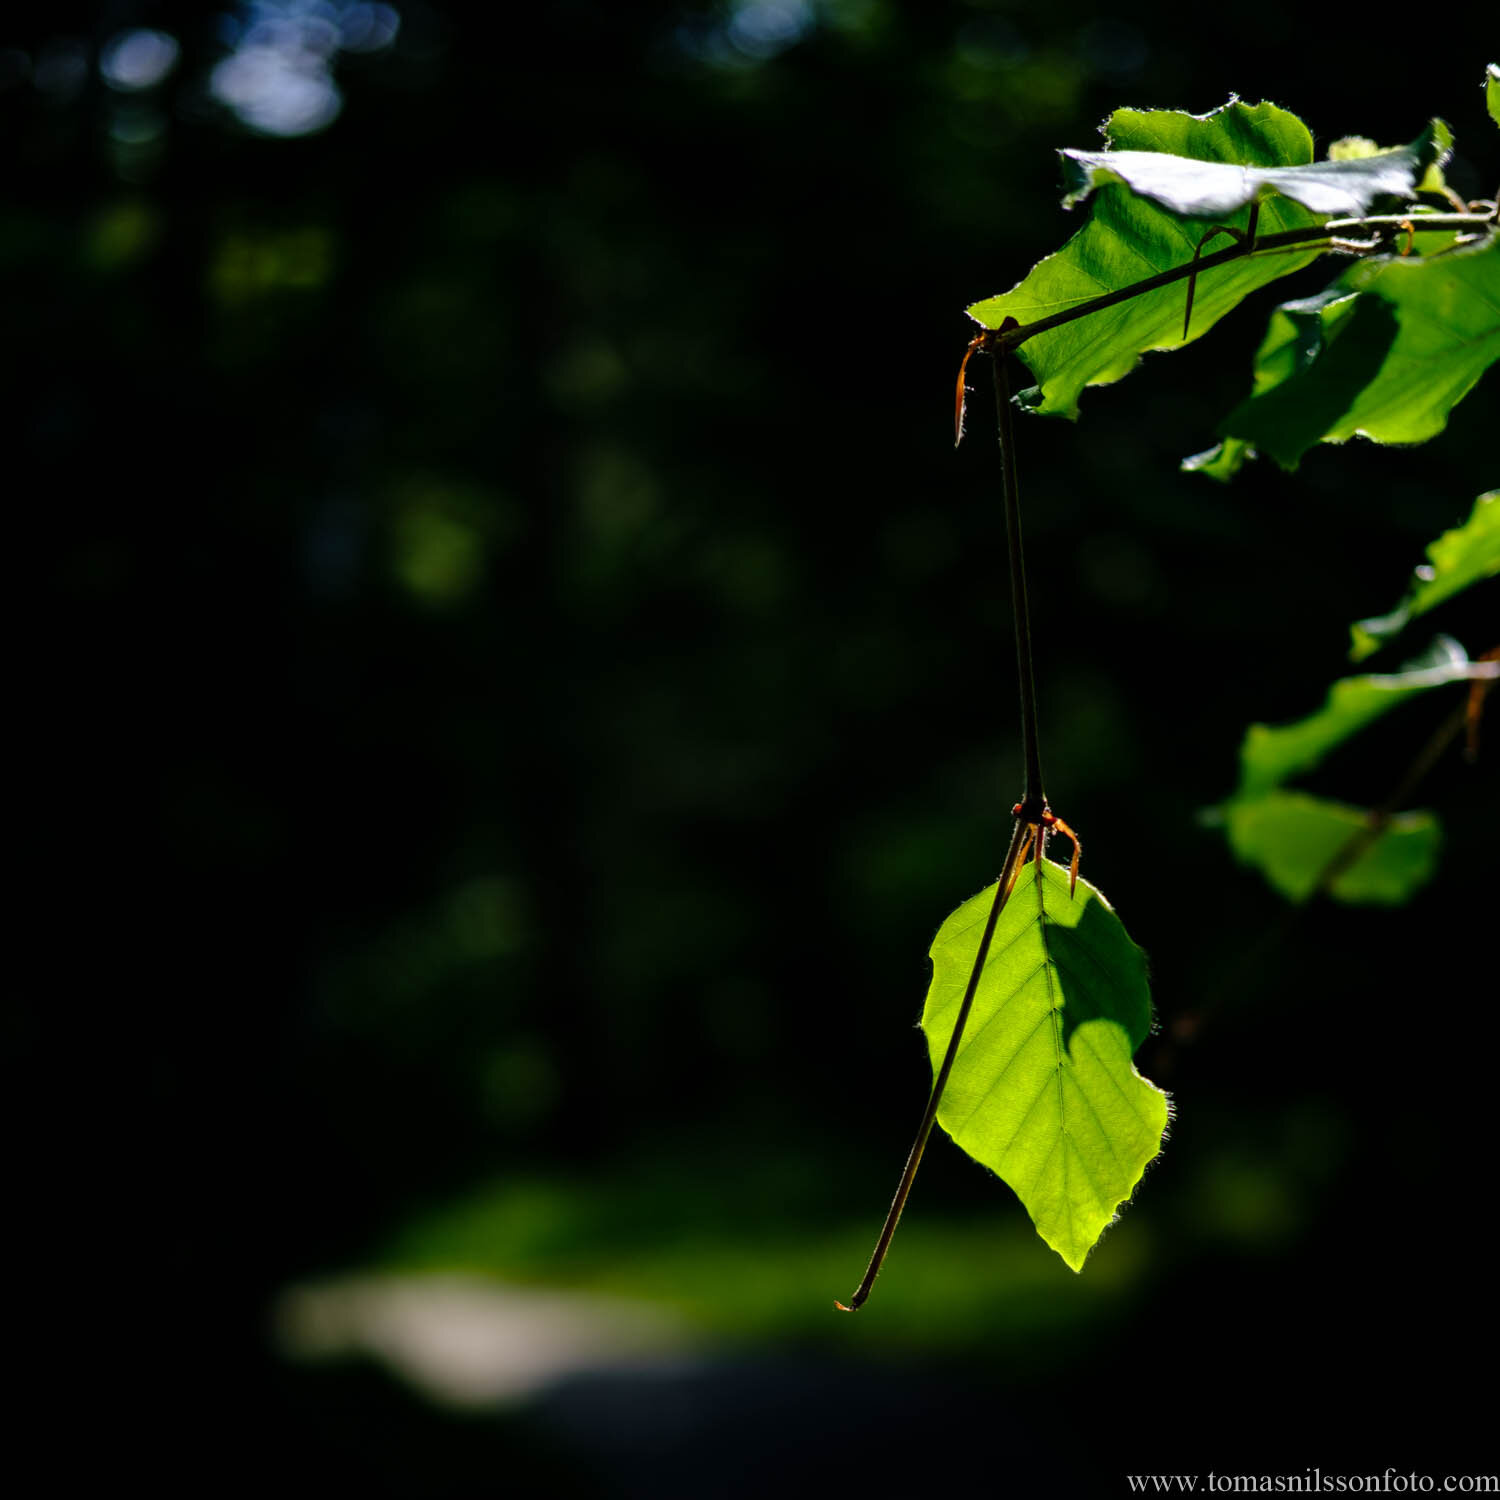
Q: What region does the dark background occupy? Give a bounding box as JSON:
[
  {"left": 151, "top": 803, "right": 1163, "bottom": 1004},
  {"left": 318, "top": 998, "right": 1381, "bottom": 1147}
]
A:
[{"left": 11, "top": 2, "right": 1497, "bottom": 1493}]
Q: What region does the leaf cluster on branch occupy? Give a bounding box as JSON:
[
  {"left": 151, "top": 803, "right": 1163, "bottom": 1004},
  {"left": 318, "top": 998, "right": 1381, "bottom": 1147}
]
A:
[{"left": 843, "top": 69, "right": 1499, "bottom": 1306}]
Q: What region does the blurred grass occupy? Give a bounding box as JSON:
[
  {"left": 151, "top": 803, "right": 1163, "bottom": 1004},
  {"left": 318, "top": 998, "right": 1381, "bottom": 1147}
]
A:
[{"left": 373, "top": 1157, "right": 1153, "bottom": 1356}]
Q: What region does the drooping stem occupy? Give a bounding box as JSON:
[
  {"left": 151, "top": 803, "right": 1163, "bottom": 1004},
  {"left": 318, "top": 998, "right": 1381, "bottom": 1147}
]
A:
[
  {"left": 839, "top": 343, "right": 1052, "bottom": 1312},
  {"left": 837, "top": 815, "right": 1032, "bottom": 1312},
  {"left": 991, "top": 340, "right": 1047, "bottom": 818}
]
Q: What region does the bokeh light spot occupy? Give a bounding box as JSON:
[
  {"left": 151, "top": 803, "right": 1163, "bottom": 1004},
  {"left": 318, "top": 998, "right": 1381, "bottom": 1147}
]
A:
[
  {"left": 209, "top": 227, "right": 334, "bottom": 304},
  {"left": 100, "top": 29, "right": 181, "bottom": 91},
  {"left": 208, "top": 1, "right": 402, "bottom": 136},
  {"left": 339, "top": 2, "right": 401, "bottom": 52},
  {"left": 87, "top": 201, "right": 159, "bottom": 271},
  {"left": 391, "top": 508, "right": 484, "bottom": 604},
  {"left": 446, "top": 877, "right": 528, "bottom": 960},
  {"left": 727, "top": 0, "right": 814, "bottom": 59},
  {"left": 211, "top": 44, "right": 343, "bottom": 137}
]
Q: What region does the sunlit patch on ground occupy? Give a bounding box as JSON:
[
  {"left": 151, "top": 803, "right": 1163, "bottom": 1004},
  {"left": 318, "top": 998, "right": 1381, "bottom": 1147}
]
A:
[{"left": 274, "top": 1273, "right": 697, "bottom": 1409}]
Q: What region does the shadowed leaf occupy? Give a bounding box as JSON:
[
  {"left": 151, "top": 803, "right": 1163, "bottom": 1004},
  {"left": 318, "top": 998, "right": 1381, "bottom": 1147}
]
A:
[
  {"left": 1212, "top": 289, "right": 1400, "bottom": 470},
  {"left": 1197, "top": 232, "right": 1500, "bottom": 476}
]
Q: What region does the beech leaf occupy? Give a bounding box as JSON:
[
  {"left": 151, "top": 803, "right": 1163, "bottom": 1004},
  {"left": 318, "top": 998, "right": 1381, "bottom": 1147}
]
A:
[
  {"left": 922, "top": 858, "right": 1168, "bottom": 1273},
  {"left": 1211, "top": 638, "right": 1495, "bottom": 905},
  {"left": 1223, "top": 791, "right": 1441, "bottom": 905}
]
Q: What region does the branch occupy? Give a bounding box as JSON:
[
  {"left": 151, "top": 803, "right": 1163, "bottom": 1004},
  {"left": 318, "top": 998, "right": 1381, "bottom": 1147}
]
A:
[
  {"left": 992, "top": 339, "right": 1046, "bottom": 815},
  {"left": 986, "top": 210, "right": 1497, "bottom": 353}
]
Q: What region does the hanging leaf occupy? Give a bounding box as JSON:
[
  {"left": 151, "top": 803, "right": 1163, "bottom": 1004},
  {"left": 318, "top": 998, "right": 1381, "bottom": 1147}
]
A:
[
  {"left": 1351, "top": 493, "right": 1500, "bottom": 661},
  {"left": 1223, "top": 790, "right": 1441, "bottom": 904},
  {"left": 1235, "top": 635, "right": 1480, "bottom": 800},
  {"left": 966, "top": 99, "right": 1327, "bottom": 418},
  {"left": 1488, "top": 63, "right": 1500, "bottom": 130},
  {"left": 1187, "top": 231, "right": 1500, "bottom": 477},
  {"left": 1059, "top": 119, "right": 1450, "bottom": 219},
  {"left": 921, "top": 858, "right": 1168, "bottom": 1273}
]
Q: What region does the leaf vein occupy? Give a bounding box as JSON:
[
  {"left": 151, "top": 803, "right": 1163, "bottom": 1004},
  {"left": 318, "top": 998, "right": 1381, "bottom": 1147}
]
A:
[{"left": 949, "top": 982, "right": 1056, "bottom": 1135}]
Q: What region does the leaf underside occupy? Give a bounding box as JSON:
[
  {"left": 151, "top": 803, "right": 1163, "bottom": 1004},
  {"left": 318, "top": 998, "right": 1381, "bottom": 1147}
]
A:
[
  {"left": 1351, "top": 492, "right": 1500, "bottom": 660},
  {"left": 922, "top": 858, "right": 1168, "bottom": 1273},
  {"left": 968, "top": 100, "right": 1328, "bottom": 418},
  {"left": 1060, "top": 119, "right": 1448, "bottom": 220}
]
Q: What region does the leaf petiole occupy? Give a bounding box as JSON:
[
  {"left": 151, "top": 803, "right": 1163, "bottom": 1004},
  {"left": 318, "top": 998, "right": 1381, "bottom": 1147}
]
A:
[{"left": 836, "top": 814, "right": 1033, "bottom": 1312}]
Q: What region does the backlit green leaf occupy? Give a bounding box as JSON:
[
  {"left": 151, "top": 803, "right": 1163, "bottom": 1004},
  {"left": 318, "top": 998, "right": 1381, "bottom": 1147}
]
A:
[
  {"left": 1209, "top": 288, "right": 1400, "bottom": 472},
  {"left": 1487, "top": 63, "right": 1500, "bottom": 130},
  {"left": 967, "top": 100, "right": 1326, "bottom": 418},
  {"left": 922, "top": 858, "right": 1168, "bottom": 1273},
  {"left": 1213, "top": 638, "right": 1494, "bottom": 903},
  {"left": 1224, "top": 790, "right": 1441, "bottom": 904},
  {"left": 1351, "top": 493, "right": 1500, "bottom": 660},
  {"left": 1198, "top": 232, "right": 1500, "bottom": 475},
  {"left": 1060, "top": 119, "right": 1449, "bottom": 220},
  {"left": 1235, "top": 636, "right": 1479, "bottom": 799}
]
